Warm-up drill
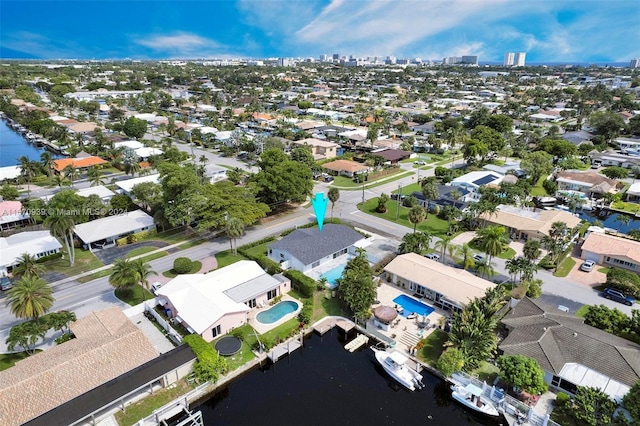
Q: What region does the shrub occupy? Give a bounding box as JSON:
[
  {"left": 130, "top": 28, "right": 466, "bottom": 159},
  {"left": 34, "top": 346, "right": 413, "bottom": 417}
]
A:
[
  {"left": 542, "top": 179, "right": 557, "bottom": 195},
  {"left": 403, "top": 195, "right": 417, "bottom": 207},
  {"left": 283, "top": 270, "right": 315, "bottom": 298},
  {"left": 606, "top": 267, "right": 640, "bottom": 298},
  {"left": 183, "top": 334, "right": 228, "bottom": 384},
  {"left": 555, "top": 392, "right": 571, "bottom": 410},
  {"left": 35, "top": 252, "right": 63, "bottom": 263},
  {"left": 173, "top": 257, "right": 193, "bottom": 274},
  {"left": 116, "top": 237, "right": 128, "bottom": 246},
  {"left": 436, "top": 347, "right": 465, "bottom": 377},
  {"left": 298, "top": 300, "right": 312, "bottom": 324},
  {"left": 55, "top": 332, "right": 74, "bottom": 345}
]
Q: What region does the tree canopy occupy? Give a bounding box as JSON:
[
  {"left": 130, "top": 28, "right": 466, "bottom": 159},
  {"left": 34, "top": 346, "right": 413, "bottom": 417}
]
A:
[
  {"left": 123, "top": 116, "right": 148, "bottom": 139},
  {"left": 337, "top": 249, "right": 376, "bottom": 322},
  {"left": 251, "top": 148, "right": 313, "bottom": 205},
  {"left": 497, "top": 355, "right": 547, "bottom": 395}
]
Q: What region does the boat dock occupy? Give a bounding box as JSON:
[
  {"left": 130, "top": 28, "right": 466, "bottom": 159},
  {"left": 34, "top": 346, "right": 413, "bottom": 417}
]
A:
[
  {"left": 313, "top": 317, "right": 355, "bottom": 335},
  {"left": 344, "top": 334, "right": 369, "bottom": 352},
  {"left": 267, "top": 336, "right": 303, "bottom": 363}
]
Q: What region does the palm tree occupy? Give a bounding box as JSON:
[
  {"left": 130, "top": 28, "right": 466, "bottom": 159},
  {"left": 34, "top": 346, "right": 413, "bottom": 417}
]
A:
[
  {"left": 87, "top": 166, "right": 104, "bottom": 187},
  {"left": 52, "top": 174, "right": 70, "bottom": 188},
  {"left": 225, "top": 217, "right": 245, "bottom": 255},
  {"left": 199, "top": 154, "right": 209, "bottom": 167},
  {"left": 450, "top": 189, "right": 463, "bottom": 209},
  {"left": 476, "top": 225, "right": 509, "bottom": 264},
  {"left": 408, "top": 205, "right": 426, "bottom": 233},
  {"left": 44, "top": 214, "right": 76, "bottom": 266},
  {"left": 18, "top": 155, "right": 35, "bottom": 197},
  {"left": 40, "top": 151, "right": 54, "bottom": 182},
  {"left": 121, "top": 147, "right": 141, "bottom": 176},
  {"left": 505, "top": 257, "right": 523, "bottom": 283},
  {"left": 63, "top": 165, "right": 80, "bottom": 187},
  {"left": 421, "top": 178, "right": 439, "bottom": 219},
  {"left": 522, "top": 240, "right": 542, "bottom": 263},
  {"left": 399, "top": 232, "right": 432, "bottom": 254},
  {"left": 5, "top": 275, "right": 54, "bottom": 324},
  {"left": 109, "top": 258, "right": 138, "bottom": 293},
  {"left": 459, "top": 243, "right": 474, "bottom": 270},
  {"left": 132, "top": 258, "right": 157, "bottom": 302},
  {"left": 614, "top": 214, "right": 631, "bottom": 233},
  {"left": 12, "top": 253, "right": 45, "bottom": 278},
  {"left": 476, "top": 261, "right": 496, "bottom": 280},
  {"left": 435, "top": 235, "right": 453, "bottom": 264},
  {"left": 328, "top": 188, "right": 340, "bottom": 221}
]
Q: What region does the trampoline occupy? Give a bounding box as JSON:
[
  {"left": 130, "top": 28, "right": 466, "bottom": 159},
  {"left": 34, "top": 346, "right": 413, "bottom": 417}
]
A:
[{"left": 215, "top": 336, "right": 242, "bottom": 356}]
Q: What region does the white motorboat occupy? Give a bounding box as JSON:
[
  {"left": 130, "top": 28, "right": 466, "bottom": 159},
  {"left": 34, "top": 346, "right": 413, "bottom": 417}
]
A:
[
  {"left": 371, "top": 346, "right": 424, "bottom": 391},
  {"left": 450, "top": 383, "right": 500, "bottom": 417}
]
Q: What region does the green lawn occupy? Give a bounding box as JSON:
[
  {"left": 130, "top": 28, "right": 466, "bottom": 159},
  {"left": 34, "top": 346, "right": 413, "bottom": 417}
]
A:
[
  {"left": 162, "top": 260, "right": 202, "bottom": 278},
  {"left": 115, "top": 285, "right": 154, "bottom": 306},
  {"left": 611, "top": 201, "right": 640, "bottom": 214},
  {"left": 138, "top": 251, "right": 169, "bottom": 263},
  {"left": 45, "top": 249, "right": 104, "bottom": 277},
  {"left": 417, "top": 329, "right": 448, "bottom": 366},
  {"left": 597, "top": 267, "right": 610, "bottom": 274},
  {"left": 215, "top": 250, "right": 249, "bottom": 269},
  {"left": 0, "top": 351, "right": 31, "bottom": 372},
  {"left": 242, "top": 241, "right": 272, "bottom": 258},
  {"left": 330, "top": 170, "right": 415, "bottom": 190},
  {"left": 497, "top": 247, "right": 517, "bottom": 260},
  {"left": 114, "top": 380, "right": 192, "bottom": 426},
  {"left": 474, "top": 361, "right": 500, "bottom": 384},
  {"left": 126, "top": 246, "right": 159, "bottom": 258},
  {"left": 554, "top": 257, "right": 576, "bottom": 278},
  {"left": 530, "top": 175, "right": 548, "bottom": 197},
  {"left": 392, "top": 183, "right": 421, "bottom": 196},
  {"left": 312, "top": 291, "right": 346, "bottom": 322},
  {"left": 77, "top": 269, "right": 112, "bottom": 283},
  {"left": 359, "top": 197, "right": 450, "bottom": 238},
  {"left": 574, "top": 305, "right": 589, "bottom": 318}
]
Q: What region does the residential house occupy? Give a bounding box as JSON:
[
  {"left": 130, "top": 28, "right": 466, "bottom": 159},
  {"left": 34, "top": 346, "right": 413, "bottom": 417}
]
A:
[
  {"left": 499, "top": 297, "right": 639, "bottom": 402},
  {"left": 479, "top": 204, "right": 582, "bottom": 242},
  {"left": 626, "top": 182, "right": 640, "bottom": 202},
  {"left": 615, "top": 137, "right": 640, "bottom": 154},
  {"left": 562, "top": 130, "right": 594, "bottom": 146},
  {"left": 590, "top": 151, "right": 640, "bottom": 169},
  {"left": 52, "top": 156, "right": 107, "bottom": 174},
  {"left": 370, "top": 149, "right": 412, "bottom": 164},
  {"left": 450, "top": 170, "right": 504, "bottom": 191},
  {"left": 0, "top": 200, "right": 30, "bottom": 231},
  {"left": 383, "top": 253, "right": 496, "bottom": 313},
  {"left": 411, "top": 184, "right": 477, "bottom": 211},
  {"left": 267, "top": 224, "right": 367, "bottom": 272},
  {"left": 73, "top": 210, "right": 156, "bottom": 250},
  {"left": 291, "top": 138, "right": 339, "bottom": 160},
  {"left": 482, "top": 161, "right": 524, "bottom": 177},
  {"left": 580, "top": 232, "right": 640, "bottom": 273},
  {"left": 0, "top": 165, "right": 21, "bottom": 181},
  {"left": 0, "top": 308, "right": 160, "bottom": 426},
  {"left": 115, "top": 174, "right": 160, "bottom": 197},
  {"left": 0, "top": 231, "right": 62, "bottom": 276},
  {"left": 322, "top": 159, "right": 370, "bottom": 177},
  {"left": 555, "top": 170, "right": 616, "bottom": 198},
  {"left": 157, "top": 261, "right": 291, "bottom": 341}
]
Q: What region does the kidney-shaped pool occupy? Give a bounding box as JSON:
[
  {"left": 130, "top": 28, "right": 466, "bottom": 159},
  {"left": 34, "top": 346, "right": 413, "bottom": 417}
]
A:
[{"left": 256, "top": 300, "right": 300, "bottom": 324}]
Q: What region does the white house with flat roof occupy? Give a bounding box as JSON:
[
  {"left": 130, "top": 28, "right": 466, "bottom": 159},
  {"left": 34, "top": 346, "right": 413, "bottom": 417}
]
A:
[
  {"left": 450, "top": 170, "right": 503, "bottom": 191},
  {"left": 156, "top": 261, "right": 291, "bottom": 341},
  {"left": 115, "top": 174, "right": 160, "bottom": 197},
  {"left": 73, "top": 210, "right": 155, "bottom": 250},
  {"left": 383, "top": 253, "right": 495, "bottom": 312},
  {"left": 0, "top": 200, "right": 30, "bottom": 231},
  {"left": 0, "top": 231, "right": 62, "bottom": 276}
]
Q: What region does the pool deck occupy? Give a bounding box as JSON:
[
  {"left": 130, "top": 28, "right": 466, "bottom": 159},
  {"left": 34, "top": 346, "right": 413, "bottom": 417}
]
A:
[
  {"left": 304, "top": 255, "right": 353, "bottom": 287},
  {"left": 248, "top": 294, "right": 302, "bottom": 335},
  {"left": 369, "top": 282, "right": 449, "bottom": 353}
]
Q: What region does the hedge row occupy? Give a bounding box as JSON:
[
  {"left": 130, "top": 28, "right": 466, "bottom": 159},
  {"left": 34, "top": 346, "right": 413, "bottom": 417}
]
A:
[
  {"left": 183, "top": 334, "right": 228, "bottom": 383},
  {"left": 115, "top": 229, "right": 157, "bottom": 246},
  {"left": 283, "top": 269, "right": 316, "bottom": 298},
  {"left": 236, "top": 248, "right": 282, "bottom": 275},
  {"left": 238, "top": 236, "right": 277, "bottom": 250}
]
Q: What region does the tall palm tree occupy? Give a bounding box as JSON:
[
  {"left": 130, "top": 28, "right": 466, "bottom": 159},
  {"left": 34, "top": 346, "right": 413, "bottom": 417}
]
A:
[
  {"left": 522, "top": 240, "right": 542, "bottom": 263},
  {"left": 12, "top": 253, "right": 45, "bottom": 278},
  {"left": 132, "top": 258, "right": 157, "bottom": 302},
  {"left": 5, "top": 275, "right": 54, "bottom": 324},
  {"left": 408, "top": 205, "right": 426, "bottom": 233},
  {"left": 44, "top": 213, "right": 76, "bottom": 266},
  {"left": 40, "top": 151, "right": 54, "bottom": 182},
  {"left": 459, "top": 243, "right": 474, "bottom": 270},
  {"left": 18, "top": 155, "right": 35, "bottom": 197},
  {"left": 87, "top": 166, "right": 104, "bottom": 187},
  {"left": 225, "top": 217, "right": 245, "bottom": 255},
  {"left": 63, "top": 165, "right": 80, "bottom": 188},
  {"left": 435, "top": 235, "right": 453, "bottom": 264},
  {"left": 52, "top": 174, "right": 70, "bottom": 188},
  {"left": 421, "top": 178, "right": 439, "bottom": 219},
  {"left": 614, "top": 214, "right": 631, "bottom": 233},
  {"left": 328, "top": 188, "right": 340, "bottom": 221},
  {"left": 476, "top": 261, "right": 496, "bottom": 280},
  {"left": 476, "top": 225, "right": 509, "bottom": 264},
  {"left": 109, "top": 258, "right": 138, "bottom": 293}
]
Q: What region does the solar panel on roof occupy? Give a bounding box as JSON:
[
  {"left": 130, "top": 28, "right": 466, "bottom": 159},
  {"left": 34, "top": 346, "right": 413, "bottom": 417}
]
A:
[{"left": 472, "top": 175, "right": 499, "bottom": 186}]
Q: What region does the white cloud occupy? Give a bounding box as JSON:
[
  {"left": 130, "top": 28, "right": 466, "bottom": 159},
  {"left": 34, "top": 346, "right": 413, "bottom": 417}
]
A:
[{"left": 135, "top": 33, "right": 220, "bottom": 51}]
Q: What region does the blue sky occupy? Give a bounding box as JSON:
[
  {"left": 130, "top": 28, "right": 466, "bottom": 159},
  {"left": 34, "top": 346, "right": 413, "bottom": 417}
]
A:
[{"left": 1, "top": 0, "right": 638, "bottom": 62}]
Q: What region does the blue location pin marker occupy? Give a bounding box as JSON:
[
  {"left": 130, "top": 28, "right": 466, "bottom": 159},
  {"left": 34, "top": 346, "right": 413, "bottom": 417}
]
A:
[{"left": 311, "top": 192, "right": 329, "bottom": 231}]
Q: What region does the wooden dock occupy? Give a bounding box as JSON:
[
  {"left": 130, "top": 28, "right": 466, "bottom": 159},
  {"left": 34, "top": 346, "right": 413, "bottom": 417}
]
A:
[
  {"left": 267, "top": 339, "right": 303, "bottom": 363},
  {"left": 313, "top": 318, "right": 356, "bottom": 335}
]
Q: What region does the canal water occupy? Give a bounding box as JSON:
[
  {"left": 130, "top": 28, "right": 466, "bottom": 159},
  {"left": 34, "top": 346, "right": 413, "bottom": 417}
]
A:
[
  {"left": 575, "top": 209, "right": 640, "bottom": 234},
  {"left": 0, "top": 120, "right": 51, "bottom": 166},
  {"left": 193, "top": 332, "right": 504, "bottom": 426}
]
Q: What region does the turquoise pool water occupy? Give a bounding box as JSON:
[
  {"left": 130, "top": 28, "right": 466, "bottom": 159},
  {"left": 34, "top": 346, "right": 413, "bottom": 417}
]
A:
[
  {"left": 256, "top": 301, "right": 299, "bottom": 324},
  {"left": 392, "top": 294, "right": 435, "bottom": 317},
  {"left": 320, "top": 263, "right": 347, "bottom": 286}
]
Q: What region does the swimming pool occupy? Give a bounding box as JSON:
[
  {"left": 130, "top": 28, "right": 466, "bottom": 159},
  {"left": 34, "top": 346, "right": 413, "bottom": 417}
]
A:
[
  {"left": 320, "top": 263, "right": 347, "bottom": 287},
  {"left": 392, "top": 294, "right": 435, "bottom": 317},
  {"left": 256, "top": 301, "right": 300, "bottom": 324}
]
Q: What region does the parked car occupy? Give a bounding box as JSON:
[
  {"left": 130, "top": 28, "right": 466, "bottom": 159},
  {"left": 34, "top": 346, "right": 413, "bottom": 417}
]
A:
[
  {"left": 424, "top": 253, "right": 440, "bottom": 261},
  {"left": 390, "top": 193, "right": 406, "bottom": 200},
  {"left": 580, "top": 260, "right": 596, "bottom": 272},
  {"left": 473, "top": 254, "right": 485, "bottom": 263},
  {"left": 414, "top": 160, "right": 427, "bottom": 165},
  {"left": 324, "top": 176, "right": 334, "bottom": 183},
  {"left": 602, "top": 288, "right": 635, "bottom": 306},
  {"left": 151, "top": 282, "right": 163, "bottom": 295},
  {"left": 0, "top": 277, "right": 12, "bottom": 291}
]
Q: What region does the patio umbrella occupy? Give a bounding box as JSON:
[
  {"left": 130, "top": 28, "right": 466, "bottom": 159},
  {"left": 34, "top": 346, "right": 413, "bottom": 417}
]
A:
[{"left": 374, "top": 305, "right": 398, "bottom": 324}]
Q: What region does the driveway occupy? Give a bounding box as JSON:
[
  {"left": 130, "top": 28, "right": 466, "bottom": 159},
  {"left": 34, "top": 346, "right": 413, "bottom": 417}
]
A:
[
  {"left": 566, "top": 256, "right": 607, "bottom": 287},
  {"left": 92, "top": 241, "right": 174, "bottom": 265}
]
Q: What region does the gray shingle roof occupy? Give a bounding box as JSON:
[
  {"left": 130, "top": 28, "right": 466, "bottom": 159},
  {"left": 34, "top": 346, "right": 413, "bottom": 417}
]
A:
[
  {"left": 499, "top": 298, "right": 640, "bottom": 386},
  {"left": 268, "top": 224, "right": 364, "bottom": 266}
]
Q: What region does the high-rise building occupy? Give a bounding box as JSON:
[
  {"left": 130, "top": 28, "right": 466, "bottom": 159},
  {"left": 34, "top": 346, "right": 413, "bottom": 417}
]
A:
[
  {"left": 515, "top": 52, "right": 526, "bottom": 67},
  {"left": 461, "top": 55, "right": 478, "bottom": 65},
  {"left": 332, "top": 53, "right": 340, "bottom": 61},
  {"left": 504, "top": 52, "right": 515, "bottom": 66},
  {"left": 630, "top": 59, "right": 640, "bottom": 68},
  {"left": 277, "top": 58, "right": 291, "bottom": 67},
  {"left": 319, "top": 54, "right": 328, "bottom": 62}
]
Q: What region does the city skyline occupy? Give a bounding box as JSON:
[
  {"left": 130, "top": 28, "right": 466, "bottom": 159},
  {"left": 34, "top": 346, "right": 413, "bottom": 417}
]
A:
[{"left": 0, "top": 0, "right": 638, "bottom": 62}]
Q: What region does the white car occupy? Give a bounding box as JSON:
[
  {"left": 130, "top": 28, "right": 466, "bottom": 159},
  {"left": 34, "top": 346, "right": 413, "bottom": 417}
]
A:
[
  {"left": 414, "top": 160, "right": 427, "bottom": 165},
  {"left": 473, "top": 254, "right": 485, "bottom": 263},
  {"left": 151, "top": 282, "right": 163, "bottom": 295},
  {"left": 580, "top": 260, "right": 596, "bottom": 272},
  {"left": 424, "top": 253, "right": 440, "bottom": 261}
]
